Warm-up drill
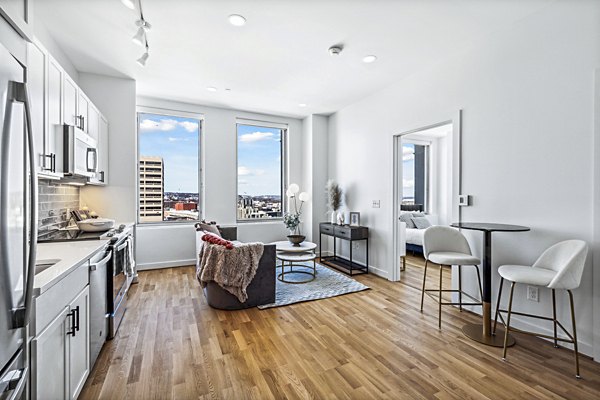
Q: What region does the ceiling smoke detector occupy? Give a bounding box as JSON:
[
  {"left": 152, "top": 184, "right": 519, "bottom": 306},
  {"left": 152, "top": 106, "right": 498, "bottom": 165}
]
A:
[{"left": 328, "top": 45, "right": 343, "bottom": 56}]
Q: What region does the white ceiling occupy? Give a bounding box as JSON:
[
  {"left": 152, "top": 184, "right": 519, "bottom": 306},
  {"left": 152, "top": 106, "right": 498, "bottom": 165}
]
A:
[{"left": 35, "top": 0, "right": 552, "bottom": 118}]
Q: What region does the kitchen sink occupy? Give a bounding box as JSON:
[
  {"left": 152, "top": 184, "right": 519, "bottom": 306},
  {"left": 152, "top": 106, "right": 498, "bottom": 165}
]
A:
[{"left": 35, "top": 259, "right": 60, "bottom": 275}]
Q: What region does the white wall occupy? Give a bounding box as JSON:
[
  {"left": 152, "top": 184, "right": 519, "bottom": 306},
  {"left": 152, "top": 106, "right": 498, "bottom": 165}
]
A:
[
  {"left": 327, "top": 1, "right": 600, "bottom": 357},
  {"left": 32, "top": 20, "right": 79, "bottom": 82},
  {"left": 593, "top": 70, "right": 600, "bottom": 361},
  {"left": 134, "top": 97, "right": 304, "bottom": 269},
  {"left": 78, "top": 73, "right": 137, "bottom": 223}
]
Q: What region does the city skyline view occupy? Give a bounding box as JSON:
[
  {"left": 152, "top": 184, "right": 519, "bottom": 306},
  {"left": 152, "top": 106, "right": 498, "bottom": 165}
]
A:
[{"left": 138, "top": 113, "right": 200, "bottom": 193}]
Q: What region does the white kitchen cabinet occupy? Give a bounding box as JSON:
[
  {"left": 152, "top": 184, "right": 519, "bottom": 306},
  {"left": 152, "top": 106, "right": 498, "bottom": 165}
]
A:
[
  {"left": 47, "top": 56, "right": 63, "bottom": 158},
  {"left": 31, "top": 306, "right": 70, "bottom": 400},
  {"left": 77, "top": 92, "right": 89, "bottom": 133},
  {"left": 31, "top": 263, "right": 91, "bottom": 400},
  {"left": 89, "top": 116, "right": 108, "bottom": 185},
  {"left": 88, "top": 103, "right": 99, "bottom": 141},
  {"left": 68, "top": 286, "right": 90, "bottom": 400},
  {"left": 0, "top": 0, "right": 33, "bottom": 40},
  {"left": 63, "top": 74, "right": 78, "bottom": 127},
  {"left": 26, "top": 40, "right": 46, "bottom": 174}
]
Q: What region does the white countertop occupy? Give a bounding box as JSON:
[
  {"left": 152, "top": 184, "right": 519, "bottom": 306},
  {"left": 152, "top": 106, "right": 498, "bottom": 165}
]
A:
[
  {"left": 35, "top": 240, "right": 110, "bottom": 295},
  {"left": 34, "top": 222, "right": 135, "bottom": 295}
]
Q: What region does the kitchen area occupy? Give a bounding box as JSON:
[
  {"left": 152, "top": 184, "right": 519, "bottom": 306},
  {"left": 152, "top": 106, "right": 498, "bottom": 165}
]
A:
[{"left": 1, "top": 1, "right": 137, "bottom": 399}]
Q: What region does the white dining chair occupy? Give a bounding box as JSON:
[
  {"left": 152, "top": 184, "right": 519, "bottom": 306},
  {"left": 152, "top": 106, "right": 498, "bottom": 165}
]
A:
[
  {"left": 421, "top": 226, "right": 483, "bottom": 329},
  {"left": 493, "top": 239, "right": 588, "bottom": 378}
]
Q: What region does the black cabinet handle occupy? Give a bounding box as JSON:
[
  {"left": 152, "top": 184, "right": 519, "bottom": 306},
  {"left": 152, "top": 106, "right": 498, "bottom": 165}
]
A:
[
  {"left": 67, "top": 309, "right": 76, "bottom": 336},
  {"left": 74, "top": 305, "right": 80, "bottom": 332}
]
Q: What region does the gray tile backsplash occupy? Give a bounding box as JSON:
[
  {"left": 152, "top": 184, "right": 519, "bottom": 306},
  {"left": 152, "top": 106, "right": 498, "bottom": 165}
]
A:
[{"left": 38, "top": 180, "right": 80, "bottom": 233}]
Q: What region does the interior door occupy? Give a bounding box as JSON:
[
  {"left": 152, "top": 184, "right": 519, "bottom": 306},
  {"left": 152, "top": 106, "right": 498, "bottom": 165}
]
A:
[{"left": 0, "top": 40, "right": 26, "bottom": 372}]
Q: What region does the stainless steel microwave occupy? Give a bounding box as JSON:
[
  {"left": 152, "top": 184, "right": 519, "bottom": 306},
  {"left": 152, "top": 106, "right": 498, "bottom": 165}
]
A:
[{"left": 56, "top": 124, "right": 98, "bottom": 178}]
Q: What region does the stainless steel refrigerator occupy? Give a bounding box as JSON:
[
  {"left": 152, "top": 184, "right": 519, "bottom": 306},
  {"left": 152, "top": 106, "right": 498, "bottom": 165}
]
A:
[{"left": 0, "top": 38, "right": 38, "bottom": 399}]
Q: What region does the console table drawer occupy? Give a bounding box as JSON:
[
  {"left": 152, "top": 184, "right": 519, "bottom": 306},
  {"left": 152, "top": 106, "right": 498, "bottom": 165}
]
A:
[
  {"left": 334, "top": 226, "right": 352, "bottom": 239},
  {"left": 320, "top": 223, "right": 334, "bottom": 235}
]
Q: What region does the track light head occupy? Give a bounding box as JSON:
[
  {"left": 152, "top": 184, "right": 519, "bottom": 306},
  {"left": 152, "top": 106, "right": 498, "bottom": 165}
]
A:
[
  {"left": 137, "top": 51, "right": 149, "bottom": 67},
  {"left": 132, "top": 27, "right": 146, "bottom": 46},
  {"left": 135, "top": 19, "right": 152, "bottom": 30}
]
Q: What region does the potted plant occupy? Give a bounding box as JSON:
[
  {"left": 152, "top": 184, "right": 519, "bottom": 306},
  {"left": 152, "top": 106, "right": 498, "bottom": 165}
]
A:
[
  {"left": 326, "top": 180, "right": 343, "bottom": 224},
  {"left": 284, "top": 183, "right": 310, "bottom": 245}
]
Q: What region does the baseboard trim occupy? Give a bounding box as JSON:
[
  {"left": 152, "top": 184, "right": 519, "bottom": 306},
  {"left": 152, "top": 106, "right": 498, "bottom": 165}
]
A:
[{"left": 137, "top": 259, "right": 196, "bottom": 271}]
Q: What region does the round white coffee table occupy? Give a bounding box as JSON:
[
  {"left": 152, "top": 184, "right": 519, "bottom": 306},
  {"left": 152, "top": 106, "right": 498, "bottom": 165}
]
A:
[
  {"left": 277, "top": 252, "right": 317, "bottom": 283},
  {"left": 272, "top": 241, "right": 317, "bottom": 253}
]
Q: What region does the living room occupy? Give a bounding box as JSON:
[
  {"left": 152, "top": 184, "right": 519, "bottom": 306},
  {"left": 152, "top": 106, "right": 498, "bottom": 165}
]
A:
[{"left": 1, "top": 0, "right": 599, "bottom": 399}]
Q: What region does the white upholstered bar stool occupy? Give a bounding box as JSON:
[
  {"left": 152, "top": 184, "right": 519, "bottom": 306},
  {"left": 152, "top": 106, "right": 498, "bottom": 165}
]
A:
[
  {"left": 493, "top": 240, "right": 588, "bottom": 378},
  {"left": 421, "top": 226, "right": 483, "bottom": 329}
]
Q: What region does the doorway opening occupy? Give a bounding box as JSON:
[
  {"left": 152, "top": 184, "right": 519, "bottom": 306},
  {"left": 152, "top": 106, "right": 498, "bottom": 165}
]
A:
[{"left": 391, "top": 115, "right": 462, "bottom": 287}]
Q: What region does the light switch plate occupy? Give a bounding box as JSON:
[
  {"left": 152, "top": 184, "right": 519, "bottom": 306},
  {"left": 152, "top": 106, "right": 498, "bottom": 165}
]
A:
[{"left": 372, "top": 200, "right": 381, "bottom": 208}]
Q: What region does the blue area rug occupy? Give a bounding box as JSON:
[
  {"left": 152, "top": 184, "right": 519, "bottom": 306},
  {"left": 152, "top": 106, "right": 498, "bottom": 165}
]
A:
[{"left": 258, "top": 262, "right": 370, "bottom": 309}]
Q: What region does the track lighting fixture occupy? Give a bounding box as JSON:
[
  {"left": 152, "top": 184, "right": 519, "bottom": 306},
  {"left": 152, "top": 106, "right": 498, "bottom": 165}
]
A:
[
  {"left": 121, "top": 0, "right": 135, "bottom": 10},
  {"left": 137, "top": 44, "right": 149, "bottom": 67},
  {"left": 132, "top": 26, "right": 145, "bottom": 46}
]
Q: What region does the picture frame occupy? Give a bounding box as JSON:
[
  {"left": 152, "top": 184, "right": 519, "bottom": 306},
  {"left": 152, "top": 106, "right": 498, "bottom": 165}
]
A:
[{"left": 349, "top": 212, "right": 360, "bottom": 227}]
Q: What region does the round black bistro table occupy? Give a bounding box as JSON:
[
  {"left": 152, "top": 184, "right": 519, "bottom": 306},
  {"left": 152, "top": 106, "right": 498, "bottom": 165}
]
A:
[{"left": 450, "top": 222, "right": 530, "bottom": 347}]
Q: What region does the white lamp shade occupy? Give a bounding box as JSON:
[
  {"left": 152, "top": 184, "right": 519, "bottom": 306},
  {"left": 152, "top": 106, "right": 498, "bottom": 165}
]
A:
[
  {"left": 132, "top": 27, "right": 145, "bottom": 46},
  {"left": 288, "top": 183, "right": 300, "bottom": 194},
  {"left": 299, "top": 192, "right": 310, "bottom": 202},
  {"left": 286, "top": 189, "right": 294, "bottom": 198},
  {"left": 136, "top": 52, "right": 149, "bottom": 67}
]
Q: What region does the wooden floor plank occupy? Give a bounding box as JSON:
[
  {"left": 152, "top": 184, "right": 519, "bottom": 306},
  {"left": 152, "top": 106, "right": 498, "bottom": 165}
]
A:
[{"left": 80, "top": 261, "right": 600, "bottom": 399}]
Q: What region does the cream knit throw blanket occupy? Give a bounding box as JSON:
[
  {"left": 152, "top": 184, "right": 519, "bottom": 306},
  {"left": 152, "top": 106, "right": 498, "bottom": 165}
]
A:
[{"left": 197, "top": 241, "right": 264, "bottom": 303}]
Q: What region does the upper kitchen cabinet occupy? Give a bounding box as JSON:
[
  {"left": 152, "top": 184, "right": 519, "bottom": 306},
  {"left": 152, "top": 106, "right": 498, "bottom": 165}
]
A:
[
  {"left": 63, "top": 74, "right": 78, "bottom": 127},
  {"left": 89, "top": 116, "right": 108, "bottom": 186},
  {"left": 77, "top": 91, "right": 89, "bottom": 133},
  {"left": 0, "top": 0, "right": 33, "bottom": 40},
  {"left": 27, "top": 39, "right": 62, "bottom": 179},
  {"left": 47, "top": 56, "right": 62, "bottom": 155},
  {"left": 88, "top": 103, "right": 99, "bottom": 141}
]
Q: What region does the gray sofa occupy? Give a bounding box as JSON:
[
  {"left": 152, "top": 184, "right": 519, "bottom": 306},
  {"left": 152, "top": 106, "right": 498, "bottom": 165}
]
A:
[{"left": 196, "top": 225, "right": 276, "bottom": 310}]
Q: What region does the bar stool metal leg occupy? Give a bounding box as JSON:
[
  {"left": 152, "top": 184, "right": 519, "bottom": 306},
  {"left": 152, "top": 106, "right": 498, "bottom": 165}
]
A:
[
  {"left": 458, "top": 265, "right": 463, "bottom": 312},
  {"left": 502, "top": 282, "right": 516, "bottom": 360},
  {"left": 438, "top": 264, "right": 443, "bottom": 329},
  {"left": 475, "top": 266, "right": 484, "bottom": 301},
  {"left": 567, "top": 290, "right": 580, "bottom": 379},
  {"left": 552, "top": 289, "right": 558, "bottom": 348},
  {"left": 493, "top": 278, "right": 504, "bottom": 335},
  {"left": 420, "top": 260, "right": 429, "bottom": 312}
]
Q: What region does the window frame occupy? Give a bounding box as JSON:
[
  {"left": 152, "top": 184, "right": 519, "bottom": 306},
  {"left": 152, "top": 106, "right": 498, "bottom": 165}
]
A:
[
  {"left": 402, "top": 138, "right": 431, "bottom": 213},
  {"left": 136, "top": 105, "right": 204, "bottom": 225},
  {"left": 235, "top": 118, "right": 288, "bottom": 223}
]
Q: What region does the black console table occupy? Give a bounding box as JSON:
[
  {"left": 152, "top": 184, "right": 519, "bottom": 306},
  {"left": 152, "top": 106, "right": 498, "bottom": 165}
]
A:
[{"left": 319, "top": 222, "right": 369, "bottom": 275}]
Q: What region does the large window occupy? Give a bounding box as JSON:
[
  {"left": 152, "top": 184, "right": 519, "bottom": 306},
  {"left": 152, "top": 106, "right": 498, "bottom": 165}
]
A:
[
  {"left": 137, "top": 109, "right": 202, "bottom": 223},
  {"left": 402, "top": 142, "right": 430, "bottom": 212},
  {"left": 237, "top": 121, "right": 286, "bottom": 221}
]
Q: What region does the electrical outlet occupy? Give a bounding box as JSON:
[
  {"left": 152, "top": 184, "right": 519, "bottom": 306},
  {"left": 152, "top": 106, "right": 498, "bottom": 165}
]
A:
[
  {"left": 527, "top": 286, "right": 539, "bottom": 302},
  {"left": 372, "top": 200, "right": 380, "bottom": 208}
]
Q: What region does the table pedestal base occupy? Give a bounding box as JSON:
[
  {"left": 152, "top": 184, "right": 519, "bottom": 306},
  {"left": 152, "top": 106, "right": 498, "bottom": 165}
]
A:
[{"left": 462, "top": 323, "right": 516, "bottom": 347}]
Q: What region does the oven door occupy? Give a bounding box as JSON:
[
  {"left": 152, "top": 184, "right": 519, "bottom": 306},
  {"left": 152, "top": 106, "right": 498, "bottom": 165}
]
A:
[{"left": 112, "top": 238, "right": 129, "bottom": 306}]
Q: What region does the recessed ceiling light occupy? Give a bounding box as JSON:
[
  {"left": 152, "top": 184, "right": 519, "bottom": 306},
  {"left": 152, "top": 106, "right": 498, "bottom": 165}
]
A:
[
  {"left": 362, "top": 55, "right": 377, "bottom": 63},
  {"left": 228, "top": 14, "right": 246, "bottom": 26},
  {"left": 298, "top": 103, "right": 307, "bottom": 107},
  {"left": 121, "top": 0, "right": 135, "bottom": 10},
  {"left": 206, "top": 87, "right": 217, "bottom": 92}
]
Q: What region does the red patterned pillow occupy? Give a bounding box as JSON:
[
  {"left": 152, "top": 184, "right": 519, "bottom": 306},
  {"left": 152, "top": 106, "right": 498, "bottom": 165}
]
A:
[{"left": 202, "top": 233, "right": 234, "bottom": 250}]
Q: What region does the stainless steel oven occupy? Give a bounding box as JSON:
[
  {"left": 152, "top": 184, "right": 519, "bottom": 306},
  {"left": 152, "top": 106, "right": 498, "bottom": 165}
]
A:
[{"left": 107, "top": 232, "right": 134, "bottom": 339}]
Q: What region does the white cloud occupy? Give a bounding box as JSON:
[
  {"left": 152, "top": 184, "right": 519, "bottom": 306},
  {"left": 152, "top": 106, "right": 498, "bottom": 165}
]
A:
[
  {"left": 139, "top": 118, "right": 178, "bottom": 132},
  {"left": 238, "top": 166, "right": 251, "bottom": 176},
  {"left": 239, "top": 131, "right": 274, "bottom": 143},
  {"left": 140, "top": 118, "right": 199, "bottom": 133},
  {"left": 179, "top": 121, "right": 199, "bottom": 133},
  {"left": 403, "top": 179, "right": 414, "bottom": 187},
  {"left": 402, "top": 145, "right": 414, "bottom": 161}
]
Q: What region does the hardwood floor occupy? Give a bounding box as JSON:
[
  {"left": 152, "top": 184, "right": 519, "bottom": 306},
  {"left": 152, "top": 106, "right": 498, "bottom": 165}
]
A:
[{"left": 81, "top": 265, "right": 600, "bottom": 399}]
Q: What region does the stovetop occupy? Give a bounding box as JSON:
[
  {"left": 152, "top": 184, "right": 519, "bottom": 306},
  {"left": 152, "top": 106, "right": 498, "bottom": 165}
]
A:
[{"left": 37, "top": 225, "right": 128, "bottom": 243}]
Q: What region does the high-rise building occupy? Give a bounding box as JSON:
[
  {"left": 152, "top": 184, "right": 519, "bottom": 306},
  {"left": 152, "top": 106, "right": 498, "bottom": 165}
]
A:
[{"left": 139, "top": 156, "right": 164, "bottom": 222}]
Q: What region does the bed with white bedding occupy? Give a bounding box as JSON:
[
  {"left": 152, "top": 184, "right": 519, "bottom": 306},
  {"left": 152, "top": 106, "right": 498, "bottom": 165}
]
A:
[{"left": 400, "top": 212, "right": 438, "bottom": 254}]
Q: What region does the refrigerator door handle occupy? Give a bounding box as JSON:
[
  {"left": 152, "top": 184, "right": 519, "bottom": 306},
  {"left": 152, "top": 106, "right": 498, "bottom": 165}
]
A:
[{"left": 4, "top": 81, "right": 38, "bottom": 329}]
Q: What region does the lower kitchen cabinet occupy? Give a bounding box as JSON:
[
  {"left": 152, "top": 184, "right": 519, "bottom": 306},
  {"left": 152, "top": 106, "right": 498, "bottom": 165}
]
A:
[{"left": 31, "top": 285, "right": 90, "bottom": 400}]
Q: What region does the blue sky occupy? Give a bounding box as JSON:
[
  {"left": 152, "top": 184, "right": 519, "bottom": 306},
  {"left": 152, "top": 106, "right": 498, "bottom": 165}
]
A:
[
  {"left": 138, "top": 113, "right": 199, "bottom": 193},
  {"left": 237, "top": 124, "right": 282, "bottom": 196}
]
